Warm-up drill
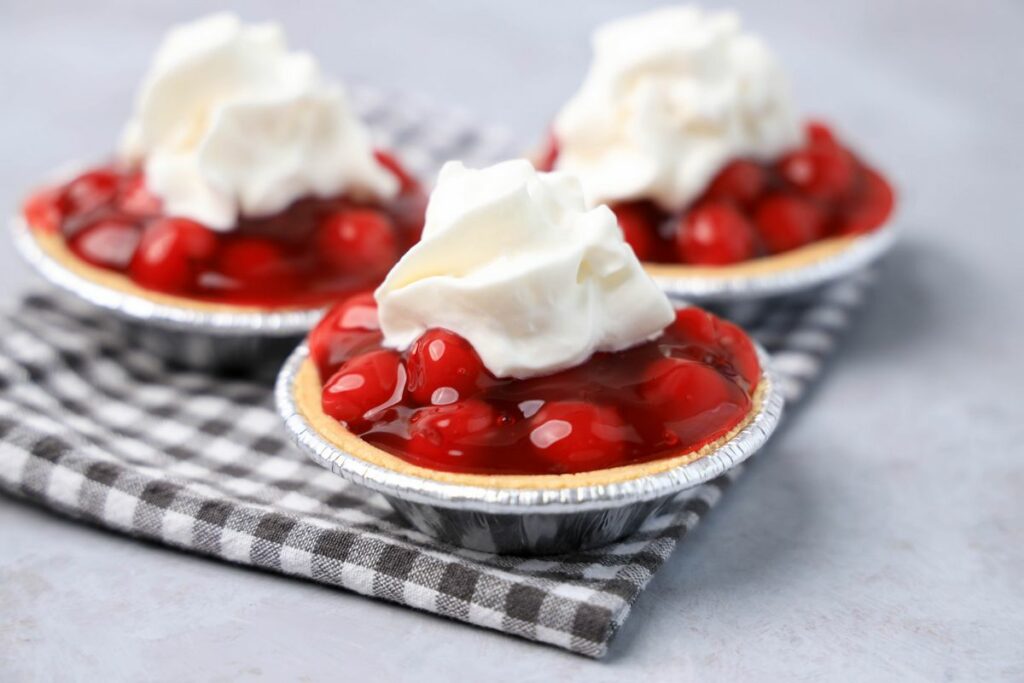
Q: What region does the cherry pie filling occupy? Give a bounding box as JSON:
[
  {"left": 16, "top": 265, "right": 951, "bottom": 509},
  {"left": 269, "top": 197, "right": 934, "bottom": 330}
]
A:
[
  {"left": 22, "top": 152, "right": 426, "bottom": 307},
  {"left": 539, "top": 121, "right": 895, "bottom": 266},
  {"left": 308, "top": 294, "right": 762, "bottom": 476}
]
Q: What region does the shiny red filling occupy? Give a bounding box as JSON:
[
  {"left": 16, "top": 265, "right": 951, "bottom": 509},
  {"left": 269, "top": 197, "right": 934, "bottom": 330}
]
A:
[
  {"left": 22, "top": 151, "right": 426, "bottom": 307},
  {"left": 538, "top": 121, "right": 896, "bottom": 266},
  {"left": 309, "top": 294, "right": 761, "bottom": 476}
]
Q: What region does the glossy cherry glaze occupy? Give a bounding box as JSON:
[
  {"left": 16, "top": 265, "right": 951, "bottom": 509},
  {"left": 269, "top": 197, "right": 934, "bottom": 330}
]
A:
[
  {"left": 23, "top": 152, "right": 426, "bottom": 307},
  {"left": 538, "top": 121, "right": 895, "bottom": 266},
  {"left": 309, "top": 294, "right": 761, "bottom": 476}
]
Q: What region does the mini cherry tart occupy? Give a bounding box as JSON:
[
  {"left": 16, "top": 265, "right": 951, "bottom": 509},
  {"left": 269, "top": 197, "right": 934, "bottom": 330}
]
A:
[
  {"left": 310, "top": 294, "right": 762, "bottom": 476},
  {"left": 539, "top": 121, "right": 895, "bottom": 267},
  {"left": 22, "top": 152, "right": 426, "bottom": 308}
]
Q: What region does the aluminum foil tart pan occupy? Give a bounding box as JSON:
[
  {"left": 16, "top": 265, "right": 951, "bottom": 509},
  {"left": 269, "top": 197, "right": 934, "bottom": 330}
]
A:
[
  {"left": 276, "top": 342, "right": 785, "bottom": 555},
  {"left": 649, "top": 221, "right": 898, "bottom": 303},
  {"left": 12, "top": 217, "right": 322, "bottom": 371}
]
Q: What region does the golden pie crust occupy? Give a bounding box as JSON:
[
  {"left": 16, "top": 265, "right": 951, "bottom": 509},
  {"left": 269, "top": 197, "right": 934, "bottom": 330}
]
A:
[
  {"left": 29, "top": 227, "right": 306, "bottom": 314},
  {"left": 292, "top": 356, "right": 767, "bottom": 490},
  {"left": 643, "top": 234, "right": 864, "bottom": 280}
]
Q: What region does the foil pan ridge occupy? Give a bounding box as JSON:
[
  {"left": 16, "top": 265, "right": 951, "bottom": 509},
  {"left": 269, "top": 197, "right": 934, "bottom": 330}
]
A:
[{"left": 275, "top": 342, "right": 784, "bottom": 553}]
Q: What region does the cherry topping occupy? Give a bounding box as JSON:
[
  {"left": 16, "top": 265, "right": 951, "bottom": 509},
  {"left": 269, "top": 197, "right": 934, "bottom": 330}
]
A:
[
  {"left": 805, "top": 120, "right": 839, "bottom": 149},
  {"left": 777, "top": 146, "right": 855, "bottom": 202},
  {"left": 216, "top": 237, "right": 295, "bottom": 291},
  {"left": 309, "top": 293, "right": 382, "bottom": 380},
  {"left": 119, "top": 175, "right": 162, "bottom": 216},
  {"left": 535, "top": 121, "right": 893, "bottom": 266},
  {"left": 312, "top": 302, "right": 762, "bottom": 475},
  {"left": 612, "top": 202, "right": 659, "bottom": 261},
  {"left": 65, "top": 169, "right": 119, "bottom": 215},
  {"left": 22, "top": 189, "right": 65, "bottom": 233},
  {"left": 25, "top": 155, "right": 425, "bottom": 307},
  {"left": 529, "top": 401, "right": 626, "bottom": 472},
  {"left": 407, "top": 399, "right": 498, "bottom": 467},
  {"left": 753, "top": 194, "right": 826, "bottom": 254},
  {"left": 676, "top": 202, "right": 757, "bottom": 265},
  {"left": 705, "top": 160, "right": 766, "bottom": 206},
  {"left": 128, "top": 218, "right": 217, "bottom": 294},
  {"left": 837, "top": 167, "right": 895, "bottom": 235},
  {"left": 672, "top": 308, "right": 760, "bottom": 390},
  {"left": 641, "top": 357, "right": 748, "bottom": 439},
  {"left": 69, "top": 218, "right": 141, "bottom": 269},
  {"left": 407, "top": 329, "right": 487, "bottom": 405},
  {"left": 321, "top": 349, "right": 406, "bottom": 429},
  {"left": 318, "top": 209, "right": 398, "bottom": 276},
  {"left": 672, "top": 304, "right": 717, "bottom": 343}
]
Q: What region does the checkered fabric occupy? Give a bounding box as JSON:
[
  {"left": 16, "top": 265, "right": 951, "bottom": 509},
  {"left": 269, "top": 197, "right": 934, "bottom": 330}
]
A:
[
  {"left": 0, "top": 273, "right": 873, "bottom": 657},
  {"left": 0, "top": 88, "right": 878, "bottom": 656}
]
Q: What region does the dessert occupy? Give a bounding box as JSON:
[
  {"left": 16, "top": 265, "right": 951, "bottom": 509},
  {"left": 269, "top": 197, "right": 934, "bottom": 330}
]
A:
[
  {"left": 288, "top": 160, "right": 772, "bottom": 484},
  {"left": 537, "top": 6, "right": 895, "bottom": 290},
  {"left": 19, "top": 13, "right": 424, "bottom": 311}
]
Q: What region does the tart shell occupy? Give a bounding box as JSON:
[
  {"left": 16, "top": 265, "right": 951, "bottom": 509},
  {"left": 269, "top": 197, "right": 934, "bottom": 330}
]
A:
[
  {"left": 278, "top": 330, "right": 784, "bottom": 551},
  {"left": 13, "top": 217, "right": 323, "bottom": 370},
  {"left": 289, "top": 350, "right": 769, "bottom": 491},
  {"left": 27, "top": 225, "right": 311, "bottom": 315},
  {"left": 646, "top": 234, "right": 860, "bottom": 279},
  {"left": 12, "top": 217, "right": 324, "bottom": 334},
  {"left": 643, "top": 222, "right": 897, "bottom": 301}
]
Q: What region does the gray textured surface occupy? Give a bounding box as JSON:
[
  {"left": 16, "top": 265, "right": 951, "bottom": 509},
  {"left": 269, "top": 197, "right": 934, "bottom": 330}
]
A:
[{"left": 1, "top": 1, "right": 1022, "bottom": 681}]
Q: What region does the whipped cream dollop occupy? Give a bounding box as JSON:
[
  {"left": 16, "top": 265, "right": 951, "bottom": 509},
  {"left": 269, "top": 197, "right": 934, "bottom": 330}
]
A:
[
  {"left": 553, "top": 5, "right": 802, "bottom": 212},
  {"left": 120, "top": 13, "right": 397, "bottom": 231},
  {"left": 375, "top": 160, "right": 675, "bottom": 379}
]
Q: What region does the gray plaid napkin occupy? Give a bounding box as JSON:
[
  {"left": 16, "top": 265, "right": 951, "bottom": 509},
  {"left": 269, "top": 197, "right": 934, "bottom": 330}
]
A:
[
  {"left": 0, "top": 270, "right": 872, "bottom": 657},
  {"left": 0, "top": 87, "right": 878, "bottom": 656}
]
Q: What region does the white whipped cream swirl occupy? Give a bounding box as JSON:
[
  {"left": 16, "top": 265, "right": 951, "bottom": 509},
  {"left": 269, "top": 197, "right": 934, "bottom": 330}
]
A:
[
  {"left": 375, "top": 160, "right": 675, "bottom": 379},
  {"left": 553, "top": 5, "right": 802, "bottom": 212},
  {"left": 120, "top": 13, "right": 397, "bottom": 231}
]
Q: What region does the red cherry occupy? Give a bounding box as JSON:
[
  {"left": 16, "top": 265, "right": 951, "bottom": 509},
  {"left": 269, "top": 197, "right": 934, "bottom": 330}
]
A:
[
  {"left": 407, "top": 329, "right": 487, "bottom": 405},
  {"left": 129, "top": 218, "right": 218, "bottom": 293},
  {"left": 65, "top": 169, "right": 119, "bottom": 215},
  {"left": 321, "top": 349, "right": 406, "bottom": 429},
  {"left": 676, "top": 202, "right": 757, "bottom": 265},
  {"left": 407, "top": 400, "right": 498, "bottom": 467},
  {"left": 754, "top": 194, "right": 825, "bottom": 254},
  {"left": 718, "top": 330, "right": 761, "bottom": 391},
  {"left": 216, "top": 237, "right": 290, "bottom": 286},
  {"left": 528, "top": 401, "right": 626, "bottom": 473},
  {"left": 705, "top": 160, "right": 766, "bottom": 206},
  {"left": 612, "top": 202, "right": 658, "bottom": 261},
  {"left": 373, "top": 150, "right": 419, "bottom": 194},
  {"left": 671, "top": 308, "right": 761, "bottom": 390},
  {"left": 670, "top": 306, "right": 717, "bottom": 344},
  {"left": 153, "top": 218, "right": 217, "bottom": 258},
  {"left": 641, "top": 357, "right": 749, "bottom": 440},
  {"left": 309, "top": 293, "right": 382, "bottom": 380},
  {"left": 318, "top": 209, "right": 398, "bottom": 275},
  {"left": 119, "top": 174, "right": 162, "bottom": 216},
  {"left": 22, "top": 188, "right": 65, "bottom": 232},
  {"left": 69, "top": 218, "right": 141, "bottom": 269},
  {"left": 330, "top": 292, "right": 380, "bottom": 331},
  {"left": 777, "top": 146, "right": 855, "bottom": 202},
  {"left": 836, "top": 167, "right": 895, "bottom": 235},
  {"left": 805, "top": 120, "right": 839, "bottom": 149}
]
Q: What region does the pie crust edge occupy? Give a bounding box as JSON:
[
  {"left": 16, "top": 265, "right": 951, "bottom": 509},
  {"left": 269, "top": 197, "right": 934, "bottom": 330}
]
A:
[{"left": 292, "top": 356, "right": 768, "bottom": 490}]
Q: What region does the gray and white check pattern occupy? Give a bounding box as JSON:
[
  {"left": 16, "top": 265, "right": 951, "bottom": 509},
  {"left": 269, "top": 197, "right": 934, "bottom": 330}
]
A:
[
  {"left": 0, "top": 273, "right": 873, "bottom": 657},
  {"left": 0, "top": 90, "right": 877, "bottom": 656}
]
